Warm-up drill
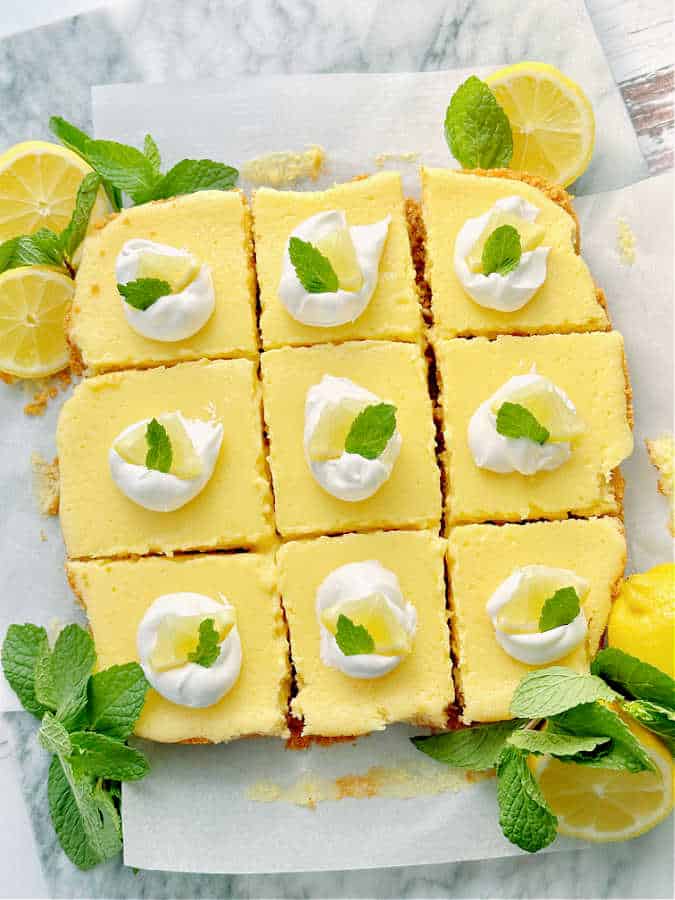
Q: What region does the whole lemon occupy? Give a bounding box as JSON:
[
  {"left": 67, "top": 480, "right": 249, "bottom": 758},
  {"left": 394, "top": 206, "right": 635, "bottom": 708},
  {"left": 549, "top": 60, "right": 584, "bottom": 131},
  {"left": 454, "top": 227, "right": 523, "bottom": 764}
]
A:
[{"left": 608, "top": 563, "right": 674, "bottom": 676}]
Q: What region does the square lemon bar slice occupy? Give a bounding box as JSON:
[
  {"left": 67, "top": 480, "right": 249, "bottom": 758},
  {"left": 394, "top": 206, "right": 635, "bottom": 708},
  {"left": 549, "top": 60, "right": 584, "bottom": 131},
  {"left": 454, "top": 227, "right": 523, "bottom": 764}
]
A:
[
  {"left": 278, "top": 530, "right": 453, "bottom": 737},
  {"left": 421, "top": 168, "right": 609, "bottom": 339},
  {"left": 436, "top": 332, "right": 633, "bottom": 526},
  {"left": 261, "top": 341, "right": 441, "bottom": 538},
  {"left": 447, "top": 518, "right": 626, "bottom": 723},
  {"left": 57, "top": 358, "right": 274, "bottom": 558},
  {"left": 67, "top": 552, "right": 290, "bottom": 743},
  {"left": 70, "top": 190, "right": 258, "bottom": 374},
  {"left": 253, "top": 172, "right": 422, "bottom": 349}
]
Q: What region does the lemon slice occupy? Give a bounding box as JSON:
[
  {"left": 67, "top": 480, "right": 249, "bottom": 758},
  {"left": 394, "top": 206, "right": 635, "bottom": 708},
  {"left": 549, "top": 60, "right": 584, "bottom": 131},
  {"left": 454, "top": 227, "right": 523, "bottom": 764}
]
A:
[
  {"left": 608, "top": 564, "right": 675, "bottom": 677},
  {"left": 307, "top": 397, "right": 369, "bottom": 462},
  {"left": 321, "top": 593, "right": 412, "bottom": 656},
  {"left": 315, "top": 227, "right": 363, "bottom": 292},
  {"left": 150, "top": 609, "right": 235, "bottom": 671},
  {"left": 0, "top": 266, "right": 73, "bottom": 379},
  {"left": 114, "top": 412, "right": 203, "bottom": 479},
  {"left": 486, "top": 62, "right": 595, "bottom": 187},
  {"left": 136, "top": 252, "right": 199, "bottom": 293},
  {"left": 533, "top": 721, "right": 673, "bottom": 842},
  {"left": 495, "top": 377, "right": 585, "bottom": 443},
  {"left": 466, "top": 211, "right": 545, "bottom": 273},
  {"left": 495, "top": 568, "right": 589, "bottom": 635},
  {"left": 0, "top": 140, "right": 109, "bottom": 242}
]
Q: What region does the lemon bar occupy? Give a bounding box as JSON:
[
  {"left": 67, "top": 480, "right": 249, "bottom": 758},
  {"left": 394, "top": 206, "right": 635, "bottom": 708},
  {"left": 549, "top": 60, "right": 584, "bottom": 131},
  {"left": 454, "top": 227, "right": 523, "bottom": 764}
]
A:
[
  {"left": 70, "top": 190, "right": 258, "bottom": 373},
  {"left": 57, "top": 358, "right": 274, "bottom": 558},
  {"left": 278, "top": 530, "right": 453, "bottom": 737},
  {"left": 436, "top": 332, "right": 633, "bottom": 526},
  {"left": 67, "top": 553, "right": 290, "bottom": 743},
  {"left": 448, "top": 518, "right": 626, "bottom": 723},
  {"left": 421, "top": 168, "right": 609, "bottom": 338},
  {"left": 261, "top": 341, "right": 442, "bottom": 539},
  {"left": 253, "top": 172, "right": 422, "bottom": 348}
]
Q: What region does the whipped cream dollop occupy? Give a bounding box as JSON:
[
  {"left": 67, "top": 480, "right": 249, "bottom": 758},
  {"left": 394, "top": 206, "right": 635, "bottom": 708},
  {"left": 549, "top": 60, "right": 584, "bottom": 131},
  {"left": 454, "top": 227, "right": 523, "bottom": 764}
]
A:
[
  {"left": 454, "top": 197, "right": 550, "bottom": 312},
  {"left": 304, "top": 375, "right": 401, "bottom": 501},
  {"left": 116, "top": 239, "right": 215, "bottom": 342},
  {"left": 487, "top": 566, "right": 589, "bottom": 665},
  {"left": 278, "top": 210, "right": 390, "bottom": 327},
  {"left": 138, "top": 592, "right": 242, "bottom": 707},
  {"left": 468, "top": 372, "right": 575, "bottom": 475},
  {"left": 109, "top": 413, "right": 223, "bottom": 512},
  {"left": 317, "top": 561, "right": 416, "bottom": 679}
]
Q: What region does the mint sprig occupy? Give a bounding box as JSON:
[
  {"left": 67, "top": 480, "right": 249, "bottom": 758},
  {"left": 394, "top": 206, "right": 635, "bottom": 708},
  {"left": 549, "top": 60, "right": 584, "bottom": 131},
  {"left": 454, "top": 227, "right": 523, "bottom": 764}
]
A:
[
  {"left": 507, "top": 729, "right": 609, "bottom": 758},
  {"left": 413, "top": 720, "right": 525, "bottom": 770},
  {"left": 511, "top": 667, "right": 618, "bottom": 718},
  {"left": 496, "top": 746, "right": 558, "bottom": 852},
  {"left": 187, "top": 618, "right": 221, "bottom": 668},
  {"left": 288, "top": 236, "right": 339, "bottom": 293},
  {"left": 335, "top": 614, "right": 375, "bottom": 656},
  {"left": 621, "top": 701, "right": 675, "bottom": 757},
  {"left": 50, "top": 116, "right": 122, "bottom": 210},
  {"left": 344, "top": 403, "right": 397, "bottom": 460},
  {"left": 591, "top": 647, "right": 675, "bottom": 708},
  {"left": 496, "top": 401, "right": 550, "bottom": 445},
  {"left": 118, "top": 278, "right": 172, "bottom": 310},
  {"left": 482, "top": 224, "right": 522, "bottom": 276},
  {"left": 2, "top": 622, "right": 150, "bottom": 870},
  {"left": 444, "top": 76, "right": 513, "bottom": 170},
  {"left": 145, "top": 418, "right": 173, "bottom": 474},
  {"left": 538, "top": 587, "right": 581, "bottom": 633}
]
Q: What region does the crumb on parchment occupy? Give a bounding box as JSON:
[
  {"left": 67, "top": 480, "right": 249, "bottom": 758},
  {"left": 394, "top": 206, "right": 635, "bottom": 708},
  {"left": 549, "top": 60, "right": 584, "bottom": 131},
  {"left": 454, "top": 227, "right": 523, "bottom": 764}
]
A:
[
  {"left": 646, "top": 434, "right": 675, "bottom": 536},
  {"left": 375, "top": 151, "right": 420, "bottom": 168},
  {"left": 617, "top": 216, "right": 637, "bottom": 265},
  {"left": 23, "top": 370, "right": 72, "bottom": 416},
  {"left": 31, "top": 453, "right": 60, "bottom": 516},
  {"left": 242, "top": 146, "right": 325, "bottom": 188}
]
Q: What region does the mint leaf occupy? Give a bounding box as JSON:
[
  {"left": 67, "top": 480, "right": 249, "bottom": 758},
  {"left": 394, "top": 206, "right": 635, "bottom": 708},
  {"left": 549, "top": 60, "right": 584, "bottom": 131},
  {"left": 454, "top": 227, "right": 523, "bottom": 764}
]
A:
[
  {"left": 511, "top": 667, "right": 618, "bottom": 718},
  {"left": 34, "top": 641, "right": 57, "bottom": 711},
  {"left": 87, "top": 662, "right": 149, "bottom": 740},
  {"left": 412, "top": 720, "right": 525, "bottom": 770},
  {"left": 118, "top": 278, "right": 171, "bottom": 310},
  {"left": 59, "top": 172, "right": 101, "bottom": 262},
  {"left": 288, "top": 236, "right": 338, "bottom": 293},
  {"left": 496, "top": 746, "right": 558, "bottom": 853},
  {"left": 8, "top": 229, "right": 64, "bottom": 269},
  {"left": 444, "top": 76, "right": 513, "bottom": 169},
  {"left": 482, "top": 224, "right": 522, "bottom": 276},
  {"left": 39, "top": 712, "right": 72, "bottom": 757},
  {"left": 69, "top": 732, "right": 150, "bottom": 781},
  {"left": 187, "top": 618, "right": 221, "bottom": 668},
  {"left": 538, "top": 587, "right": 581, "bottom": 633},
  {"left": 48, "top": 756, "right": 122, "bottom": 870},
  {"left": 507, "top": 728, "right": 609, "bottom": 757},
  {"left": 0, "top": 237, "right": 19, "bottom": 272},
  {"left": 1, "top": 623, "right": 51, "bottom": 717},
  {"left": 148, "top": 159, "right": 238, "bottom": 201},
  {"left": 591, "top": 648, "right": 675, "bottom": 709},
  {"left": 145, "top": 418, "right": 172, "bottom": 474},
  {"left": 49, "top": 116, "right": 122, "bottom": 211},
  {"left": 549, "top": 702, "right": 655, "bottom": 773},
  {"left": 496, "top": 402, "right": 550, "bottom": 445},
  {"left": 51, "top": 624, "right": 96, "bottom": 731},
  {"left": 344, "top": 403, "right": 397, "bottom": 460},
  {"left": 621, "top": 701, "right": 675, "bottom": 757},
  {"left": 84, "top": 139, "right": 159, "bottom": 204},
  {"left": 144, "top": 134, "right": 161, "bottom": 173},
  {"left": 335, "top": 614, "right": 375, "bottom": 656}
]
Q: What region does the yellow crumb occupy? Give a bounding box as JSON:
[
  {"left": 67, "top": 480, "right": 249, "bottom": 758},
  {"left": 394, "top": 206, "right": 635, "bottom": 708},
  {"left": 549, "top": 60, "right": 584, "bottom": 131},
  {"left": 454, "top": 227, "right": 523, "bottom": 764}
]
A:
[
  {"left": 242, "top": 146, "right": 325, "bottom": 188},
  {"left": 617, "top": 216, "right": 637, "bottom": 265},
  {"left": 646, "top": 435, "right": 675, "bottom": 535},
  {"left": 24, "top": 385, "right": 58, "bottom": 417},
  {"left": 375, "top": 151, "right": 420, "bottom": 168},
  {"left": 39, "top": 529, "right": 48, "bottom": 542},
  {"left": 31, "top": 453, "right": 60, "bottom": 516}
]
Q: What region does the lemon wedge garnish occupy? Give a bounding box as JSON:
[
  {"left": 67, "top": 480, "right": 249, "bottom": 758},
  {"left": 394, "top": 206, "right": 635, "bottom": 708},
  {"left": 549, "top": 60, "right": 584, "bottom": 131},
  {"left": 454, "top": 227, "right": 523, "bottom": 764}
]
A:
[
  {"left": 0, "top": 266, "right": 73, "bottom": 379},
  {"left": 466, "top": 211, "right": 545, "bottom": 273},
  {"left": 315, "top": 227, "right": 363, "bottom": 292},
  {"left": 135, "top": 252, "right": 199, "bottom": 293},
  {"left": 0, "top": 140, "right": 109, "bottom": 242},
  {"left": 307, "top": 397, "right": 369, "bottom": 462},
  {"left": 533, "top": 719, "right": 673, "bottom": 842},
  {"left": 150, "top": 610, "right": 235, "bottom": 671},
  {"left": 608, "top": 564, "right": 675, "bottom": 677},
  {"left": 321, "top": 593, "right": 412, "bottom": 656},
  {"left": 114, "top": 412, "right": 203, "bottom": 479},
  {"left": 495, "top": 568, "right": 589, "bottom": 635},
  {"left": 494, "top": 377, "right": 585, "bottom": 443},
  {"left": 486, "top": 62, "right": 595, "bottom": 187}
]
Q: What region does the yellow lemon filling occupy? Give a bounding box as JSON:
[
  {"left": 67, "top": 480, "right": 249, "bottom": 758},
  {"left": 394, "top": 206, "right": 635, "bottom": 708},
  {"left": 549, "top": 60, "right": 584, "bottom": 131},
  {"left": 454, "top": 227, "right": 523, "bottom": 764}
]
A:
[
  {"left": 307, "top": 397, "right": 370, "bottom": 461},
  {"left": 466, "top": 211, "right": 545, "bottom": 274},
  {"left": 315, "top": 227, "right": 364, "bottom": 292},
  {"left": 149, "top": 609, "right": 236, "bottom": 671},
  {"left": 495, "top": 569, "right": 589, "bottom": 635},
  {"left": 492, "top": 377, "right": 585, "bottom": 443},
  {"left": 114, "top": 411, "right": 203, "bottom": 479},
  {"left": 135, "top": 251, "right": 199, "bottom": 293},
  {"left": 321, "top": 593, "right": 412, "bottom": 656}
]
